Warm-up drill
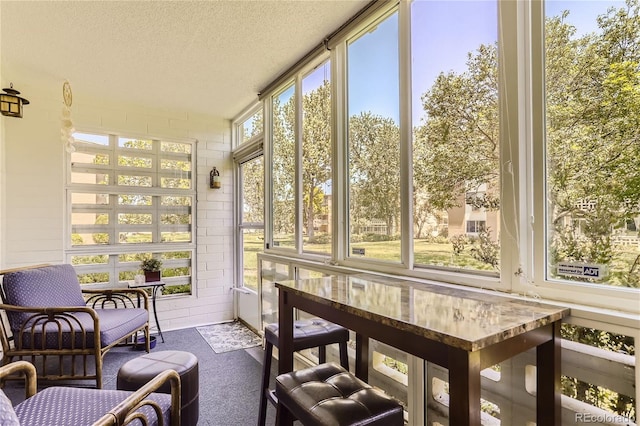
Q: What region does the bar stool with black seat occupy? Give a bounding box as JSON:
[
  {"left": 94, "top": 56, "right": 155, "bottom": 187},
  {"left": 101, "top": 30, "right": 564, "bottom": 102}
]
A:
[
  {"left": 275, "top": 362, "right": 404, "bottom": 426},
  {"left": 257, "top": 318, "right": 349, "bottom": 426}
]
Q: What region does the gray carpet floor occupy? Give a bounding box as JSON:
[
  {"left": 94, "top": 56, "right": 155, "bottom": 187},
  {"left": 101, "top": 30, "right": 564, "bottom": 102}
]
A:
[{"left": 2, "top": 326, "right": 279, "bottom": 426}]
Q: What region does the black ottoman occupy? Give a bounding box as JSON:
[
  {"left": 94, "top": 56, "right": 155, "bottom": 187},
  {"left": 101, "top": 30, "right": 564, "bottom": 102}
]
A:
[
  {"left": 276, "top": 362, "right": 403, "bottom": 426},
  {"left": 117, "top": 350, "right": 199, "bottom": 426}
]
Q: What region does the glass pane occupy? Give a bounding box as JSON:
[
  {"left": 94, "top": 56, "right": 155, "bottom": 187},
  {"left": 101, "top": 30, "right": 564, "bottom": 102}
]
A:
[
  {"left": 241, "top": 156, "right": 264, "bottom": 224},
  {"left": 119, "top": 252, "right": 151, "bottom": 264},
  {"left": 161, "top": 232, "right": 191, "bottom": 242},
  {"left": 271, "top": 84, "right": 296, "bottom": 249},
  {"left": 119, "top": 137, "right": 152, "bottom": 150},
  {"left": 240, "top": 110, "right": 264, "bottom": 144},
  {"left": 161, "top": 177, "right": 191, "bottom": 189},
  {"left": 162, "top": 196, "right": 191, "bottom": 206},
  {"left": 72, "top": 212, "right": 108, "bottom": 225},
  {"left": 260, "top": 261, "right": 290, "bottom": 329},
  {"left": 161, "top": 214, "right": 190, "bottom": 225},
  {"left": 347, "top": 11, "right": 401, "bottom": 262},
  {"left": 71, "top": 172, "right": 109, "bottom": 185},
  {"left": 411, "top": 1, "right": 500, "bottom": 273},
  {"left": 302, "top": 61, "right": 332, "bottom": 255},
  {"left": 119, "top": 213, "right": 152, "bottom": 224},
  {"left": 73, "top": 132, "right": 109, "bottom": 146},
  {"left": 72, "top": 233, "right": 109, "bottom": 245},
  {"left": 161, "top": 141, "right": 191, "bottom": 154},
  {"left": 161, "top": 159, "right": 192, "bottom": 171},
  {"left": 243, "top": 229, "right": 264, "bottom": 291},
  {"left": 119, "top": 232, "right": 152, "bottom": 243},
  {"left": 119, "top": 195, "right": 152, "bottom": 206},
  {"left": 71, "top": 151, "right": 109, "bottom": 165},
  {"left": 71, "top": 193, "right": 109, "bottom": 205},
  {"left": 118, "top": 155, "right": 152, "bottom": 168},
  {"left": 545, "top": 1, "right": 639, "bottom": 288},
  {"left": 118, "top": 175, "right": 152, "bottom": 187},
  {"left": 71, "top": 255, "right": 108, "bottom": 265}
]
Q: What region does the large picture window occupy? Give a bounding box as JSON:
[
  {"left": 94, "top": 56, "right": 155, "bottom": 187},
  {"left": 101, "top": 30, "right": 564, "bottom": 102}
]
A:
[
  {"left": 411, "top": 0, "right": 500, "bottom": 274},
  {"left": 302, "top": 61, "right": 332, "bottom": 254},
  {"left": 544, "top": 0, "right": 639, "bottom": 288},
  {"left": 271, "top": 84, "right": 296, "bottom": 249},
  {"left": 67, "top": 132, "right": 194, "bottom": 294},
  {"left": 347, "top": 10, "right": 401, "bottom": 263}
]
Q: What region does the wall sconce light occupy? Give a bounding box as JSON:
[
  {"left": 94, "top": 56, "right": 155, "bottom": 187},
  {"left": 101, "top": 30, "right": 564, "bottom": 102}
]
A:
[
  {"left": 0, "top": 83, "right": 30, "bottom": 118},
  {"left": 209, "top": 167, "right": 221, "bottom": 189}
]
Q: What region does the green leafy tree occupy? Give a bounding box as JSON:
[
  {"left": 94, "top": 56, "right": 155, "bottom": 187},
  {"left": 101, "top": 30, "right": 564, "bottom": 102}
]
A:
[
  {"left": 301, "top": 80, "right": 332, "bottom": 239},
  {"left": 349, "top": 112, "right": 401, "bottom": 236}
]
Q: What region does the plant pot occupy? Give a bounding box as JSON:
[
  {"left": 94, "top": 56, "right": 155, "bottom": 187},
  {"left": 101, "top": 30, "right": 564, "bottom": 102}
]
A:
[
  {"left": 135, "top": 335, "right": 157, "bottom": 350},
  {"left": 144, "top": 271, "right": 161, "bottom": 282}
]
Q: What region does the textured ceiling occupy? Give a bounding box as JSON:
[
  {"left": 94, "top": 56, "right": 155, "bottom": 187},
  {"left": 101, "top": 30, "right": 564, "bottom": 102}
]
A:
[{"left": 1, "top": 0, "right": 369, "bottom": 119}]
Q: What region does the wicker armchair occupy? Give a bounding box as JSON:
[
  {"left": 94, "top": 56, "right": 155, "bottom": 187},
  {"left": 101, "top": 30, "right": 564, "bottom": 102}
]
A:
[
  {"left": 0, "top": 360, "right": 181, "bottom": 426},
  {"left": 0, "top": 264, "right": 150, "bottom": 388}
]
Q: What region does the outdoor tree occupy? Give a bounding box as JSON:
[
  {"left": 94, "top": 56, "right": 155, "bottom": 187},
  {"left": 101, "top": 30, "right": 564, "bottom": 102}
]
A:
[
  {"left": 414, "top": 43, "right": 500, "bottom": 214},
  {"left": 301, "top": 80, "right": 332, "bottom": 239},
  {"left": 271, "top": 92, "right": 296, "bottom": 238},
  {"left": 349, "top": 112, "right": 401, "bottom": 236}
]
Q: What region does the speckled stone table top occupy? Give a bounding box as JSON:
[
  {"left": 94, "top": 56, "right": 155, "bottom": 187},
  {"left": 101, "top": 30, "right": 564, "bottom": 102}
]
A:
[{"left": 276, "top": 274, "right": 570, "bottom": 352}]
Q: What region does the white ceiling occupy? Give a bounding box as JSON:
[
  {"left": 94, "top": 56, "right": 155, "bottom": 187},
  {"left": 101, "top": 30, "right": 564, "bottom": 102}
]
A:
[{"left": 1, "top": 0, "right": 369, "bottom": 119}]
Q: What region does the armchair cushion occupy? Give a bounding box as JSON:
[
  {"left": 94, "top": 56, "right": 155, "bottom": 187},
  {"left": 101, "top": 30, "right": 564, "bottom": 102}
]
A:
[
  {"left": 13, "top": 387, "right": 171, "bottom": 426},
  {"left": 3, "top": 264, "right": 86, "bottom": 329},
  {"left": 15, "top": 308, "right": 149, "bottom": 349},
  {"left": 0, "top": 390, "right": 19, "bottom": 426}
]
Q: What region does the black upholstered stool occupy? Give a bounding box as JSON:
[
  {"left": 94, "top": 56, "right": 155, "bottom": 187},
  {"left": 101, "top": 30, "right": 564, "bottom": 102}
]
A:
[
  {"left": 275, "top": 362, "right": 403, "bottom": 426},
  {"left": 117, "top": 350, "right": 199, "bottom": 426},
  {"left": 258, "top": 318, "right": 349, "bottom": 426}
]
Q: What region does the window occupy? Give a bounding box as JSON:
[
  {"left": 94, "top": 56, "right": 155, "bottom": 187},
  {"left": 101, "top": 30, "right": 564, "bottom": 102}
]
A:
[
  {"left": 347, "top": 10, "right": 401, "bottom": 263},
  {"left": 67, "top": 132, "right": 194, "bottom": 294},
  {"left": 302, "top": 61, "right": 332, "bottom": 254},
  {"left": 239, "top": 155, "right": 264, "bottom": 291},
  {"left": 543, "top": 0, "right": 639, "bottom": 288},
  {"left": 466, "top": 220, "right": 486, "bottom": 234},
  {"left": 411, "top": 0, "right": 500, "bottom": 274},
  {"left": 239, "top": 110, "right": 263, "bottom": 145},
  {"left": 256, "top": 0, "right": 639, "bottom": 312},
  {"left": 271, "top": 84, "right": 296, "bottom": 249}
]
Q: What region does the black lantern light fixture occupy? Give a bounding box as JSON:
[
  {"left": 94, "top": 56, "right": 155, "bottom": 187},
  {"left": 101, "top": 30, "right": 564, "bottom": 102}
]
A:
[
  {"left": 0, "top": 83, "right": 30, "bottom": 118},
  {"left": 210, "top": 167, "right": 221, "bottom": 189}
]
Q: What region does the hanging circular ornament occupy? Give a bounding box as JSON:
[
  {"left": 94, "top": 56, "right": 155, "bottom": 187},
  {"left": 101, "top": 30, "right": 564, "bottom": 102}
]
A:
[{"left": 63, "top": 81, "right": 73, "bottom": 107}]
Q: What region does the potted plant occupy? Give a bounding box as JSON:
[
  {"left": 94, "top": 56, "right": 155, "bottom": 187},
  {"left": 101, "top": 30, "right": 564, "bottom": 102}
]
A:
[{"left": 140, "top": 258, "right": 162, "bottom": 282}]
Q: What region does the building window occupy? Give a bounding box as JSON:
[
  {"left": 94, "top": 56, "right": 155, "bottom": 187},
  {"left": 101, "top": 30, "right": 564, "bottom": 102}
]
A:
[
  {"left": 67, "top": 132, "right": 194, "bottom": 294},
  {"left": 466, "top": 220, "right": 486, "bottom": 234}
]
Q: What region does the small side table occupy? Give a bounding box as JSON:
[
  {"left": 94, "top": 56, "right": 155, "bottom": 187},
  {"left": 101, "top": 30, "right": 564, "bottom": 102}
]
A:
[{"left": 128, "top": 280, "right": 166, "bottom": 343}]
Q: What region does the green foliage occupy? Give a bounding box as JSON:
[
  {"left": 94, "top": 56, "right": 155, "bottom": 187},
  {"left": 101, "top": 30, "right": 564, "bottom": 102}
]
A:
[
  {"left": 450, "top": 235, "right": 468, "bottom": 256},
  {"left": 162, "top": 284, "right": 191, "bottom": 295},
  {"left": 561, "top": 324, "right": 636, "bottom": 419},
  {"left": 140, "top": 257, "right": 162, "bottom": 272},
  {"left": 469, "top": 228, "right": 500, "bottom": 270}
]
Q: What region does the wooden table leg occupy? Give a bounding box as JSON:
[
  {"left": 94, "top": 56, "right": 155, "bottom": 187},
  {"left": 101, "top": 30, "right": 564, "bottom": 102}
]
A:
[
  {"left": 448, "top": 348, "right": 481, "bottom": 426},
  {"left": 276, "top": 289, "right": 295, "bottom": 426},
  {"left": 355, "top": 333, "right": 369, "bottom": 380},
  {"left": 537, "top": 321, "right": 562, "bottom": 426}
]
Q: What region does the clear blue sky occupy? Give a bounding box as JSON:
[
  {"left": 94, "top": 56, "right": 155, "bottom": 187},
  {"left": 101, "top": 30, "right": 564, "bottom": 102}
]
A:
[{"left": 344, "top": 0, "right": 623, "bottom": 124}]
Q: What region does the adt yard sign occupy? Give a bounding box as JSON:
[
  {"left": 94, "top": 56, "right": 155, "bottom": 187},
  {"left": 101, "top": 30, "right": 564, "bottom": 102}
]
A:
[{"left": 557, "top": 262, "right": 604, "bottom": 280}]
